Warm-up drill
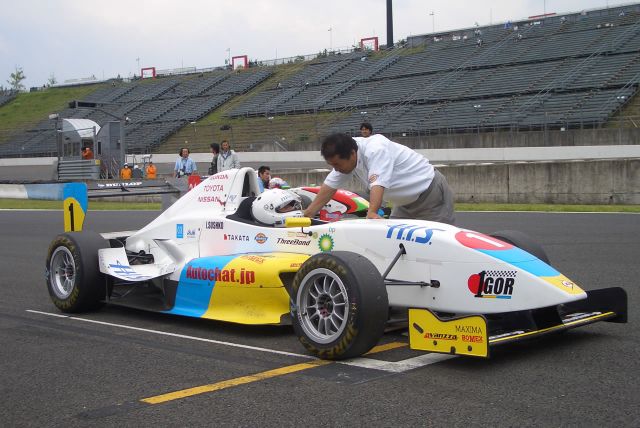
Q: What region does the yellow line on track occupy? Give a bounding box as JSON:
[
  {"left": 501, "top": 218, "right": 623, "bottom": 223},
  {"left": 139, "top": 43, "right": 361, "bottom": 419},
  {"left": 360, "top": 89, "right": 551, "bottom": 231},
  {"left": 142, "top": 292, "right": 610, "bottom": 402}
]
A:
[
  {"left": 141, "top": 342, "right": 408, "bottom": 404},
  {"left": 141, "top": 360, "right": 331, "bottom": 404},
  {"left": 365, "top": 341, "right": 407, "bottom": 354}
]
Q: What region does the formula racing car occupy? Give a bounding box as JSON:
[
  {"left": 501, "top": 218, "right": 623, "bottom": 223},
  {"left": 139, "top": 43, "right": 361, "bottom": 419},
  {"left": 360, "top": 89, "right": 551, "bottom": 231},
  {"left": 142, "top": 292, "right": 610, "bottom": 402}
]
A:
[{"left": 45, "top": 167, "right": 627, "bottom": 359}]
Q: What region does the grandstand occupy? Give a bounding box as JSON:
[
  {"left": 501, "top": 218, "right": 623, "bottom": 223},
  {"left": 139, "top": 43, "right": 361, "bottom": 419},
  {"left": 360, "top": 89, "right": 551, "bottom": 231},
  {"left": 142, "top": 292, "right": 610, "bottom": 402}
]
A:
[
  {"left": 0, "top": 3, "right": 638, "bottom": 158},
  {"left": 229, "top": 4, "right": 640, "bottom": 137},
  {"left": 0, "top": 68, "right": 273, "bottom": 157},
  {"left": 0, "top": 90, "right": 18, "bottom": 108}
]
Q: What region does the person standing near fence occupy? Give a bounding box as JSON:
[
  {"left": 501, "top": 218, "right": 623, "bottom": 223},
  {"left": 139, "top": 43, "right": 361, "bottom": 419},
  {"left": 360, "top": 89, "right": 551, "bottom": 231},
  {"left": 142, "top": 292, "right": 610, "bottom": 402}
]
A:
[
  {"left": 217, "top": 140, "right": 241, "bottom": 172},
  {"left": 120, "top": 163, "right": 132, "bottom": 180},
  {"left": 208, "top": 142, "right": 220, "bottom": 175},
  {"left": 81, "top": 146, "right": 94, "bottom": 160},
  {"left": 131, "top": 164, "right": 143, "bottom": 179},
  {"left": 145, "top": 160, "right": 157, "bottom": 179},
  {"left": 174, "top": 147, "right": 197, "bottom": 178}
]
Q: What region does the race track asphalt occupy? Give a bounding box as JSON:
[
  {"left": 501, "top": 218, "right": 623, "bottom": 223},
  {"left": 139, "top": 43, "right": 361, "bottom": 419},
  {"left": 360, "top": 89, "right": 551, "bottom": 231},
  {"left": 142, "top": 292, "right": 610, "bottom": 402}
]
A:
[{"left": 1, "top": 210, "right": 638, "bottom": 427}]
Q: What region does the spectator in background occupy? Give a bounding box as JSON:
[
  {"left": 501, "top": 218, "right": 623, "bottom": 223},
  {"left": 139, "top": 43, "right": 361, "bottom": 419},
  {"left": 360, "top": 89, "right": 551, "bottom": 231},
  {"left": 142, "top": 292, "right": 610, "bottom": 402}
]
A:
[
  {"left": 360, "top": 122, "right": 373, "bottom": 138},
  {"left": 145, "top": 160, "right": 157, "bottom": 179},
  {"left": 81, "top": 146, "right": 94, "bottom": 160},
  {"left": 257, "top": 165, "right": 271, "bottom": 192},
  {"left": 132, "top": 164, "right": 143, "bottom": 179},
  {"left": 217, "top": 140, "right": 241, "bottom": 172},
  {"left": 174, "top": 147, "right": 197, "bottom": 178},
  {"left": 120, "top": 163, "right": 132, "bottom": 180},
  {"left": 208, "top": 142, "right": 220, "bottom": 175}
]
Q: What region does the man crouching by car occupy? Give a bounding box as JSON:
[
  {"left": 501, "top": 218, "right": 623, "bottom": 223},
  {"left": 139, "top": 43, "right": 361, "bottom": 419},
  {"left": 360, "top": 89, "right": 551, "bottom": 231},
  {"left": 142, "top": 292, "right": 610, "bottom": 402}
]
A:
[{"left": 303, "top": 133, "right": 455, "bottom": 224}]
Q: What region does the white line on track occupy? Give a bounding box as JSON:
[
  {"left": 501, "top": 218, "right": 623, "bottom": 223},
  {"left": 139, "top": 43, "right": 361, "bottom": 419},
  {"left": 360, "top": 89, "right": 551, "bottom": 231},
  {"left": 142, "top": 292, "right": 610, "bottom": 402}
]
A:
[
  {"left": 26, "top": 309, "right": 454, "bottom": 373},
  {"left": 27, "top": 309, "right": 312, "bottom": 359},
  {"left": 340, "top": 353, "right": 456, "bottom": 372}
]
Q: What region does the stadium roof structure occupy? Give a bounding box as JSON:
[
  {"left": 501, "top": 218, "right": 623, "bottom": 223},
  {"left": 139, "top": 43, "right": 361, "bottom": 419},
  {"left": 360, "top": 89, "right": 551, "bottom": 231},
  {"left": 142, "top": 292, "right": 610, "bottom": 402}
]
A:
[{"left": 62, "top": 119, "right": 101, "bottom": 138}]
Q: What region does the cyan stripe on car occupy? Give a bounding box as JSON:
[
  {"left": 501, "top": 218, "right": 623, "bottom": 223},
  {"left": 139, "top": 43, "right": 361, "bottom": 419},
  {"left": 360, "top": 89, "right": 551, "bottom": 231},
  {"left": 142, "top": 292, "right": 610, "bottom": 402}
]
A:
[{"left": 167, "top": 255, "right": 237, "bottom": 317}]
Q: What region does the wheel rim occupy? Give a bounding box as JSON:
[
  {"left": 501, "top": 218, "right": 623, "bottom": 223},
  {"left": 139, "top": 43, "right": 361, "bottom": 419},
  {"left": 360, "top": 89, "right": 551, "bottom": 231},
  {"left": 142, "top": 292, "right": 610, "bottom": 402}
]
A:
[
  {"left": 297, "top": 268, "right": 349, "bottom": 344},
  {"left": 49, "top": 246, "right": 76, "bottom": 299}
]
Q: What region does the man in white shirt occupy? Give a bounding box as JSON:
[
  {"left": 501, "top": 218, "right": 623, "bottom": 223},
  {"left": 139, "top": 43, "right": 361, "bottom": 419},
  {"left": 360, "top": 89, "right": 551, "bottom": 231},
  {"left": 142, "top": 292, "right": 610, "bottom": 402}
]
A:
[
  {"left": 217, "top": 140, "right": 241, "bottom": 172},
  {"left": 303, "top": 133, "right": 455, "bottom": 224}
]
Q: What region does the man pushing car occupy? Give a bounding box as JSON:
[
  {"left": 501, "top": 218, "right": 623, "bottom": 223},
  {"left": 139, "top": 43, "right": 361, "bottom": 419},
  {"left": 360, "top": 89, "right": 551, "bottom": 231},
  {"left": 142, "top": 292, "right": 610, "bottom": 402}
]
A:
[{"left": 303, "top": 133, "right": 455, "bottom": 224}]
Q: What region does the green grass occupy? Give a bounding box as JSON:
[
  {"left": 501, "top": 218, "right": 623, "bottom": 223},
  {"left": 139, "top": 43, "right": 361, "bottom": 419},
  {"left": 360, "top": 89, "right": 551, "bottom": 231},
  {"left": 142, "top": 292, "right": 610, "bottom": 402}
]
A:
[
  {"left": 0, "top": 85, "right": 105, "bottom": 140},
  {"left": 1, "top": 198, "right": 637, "bottom": 213},
  {"left": 455, "top": 203, "right": 640, "bottom": 213},
  {"left": 0, "top": 199, "right": 161, "bottom": 210}
]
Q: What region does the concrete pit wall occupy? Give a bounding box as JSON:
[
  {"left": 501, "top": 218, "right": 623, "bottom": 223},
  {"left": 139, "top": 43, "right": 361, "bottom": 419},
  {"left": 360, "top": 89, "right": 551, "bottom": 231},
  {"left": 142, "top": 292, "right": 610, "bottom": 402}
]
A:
[
  {"left": 277, "top": 159, "right": 640, "bottom": 205},
  {"left": 1, "top": 159, "right": 637, "bottom": 205}
]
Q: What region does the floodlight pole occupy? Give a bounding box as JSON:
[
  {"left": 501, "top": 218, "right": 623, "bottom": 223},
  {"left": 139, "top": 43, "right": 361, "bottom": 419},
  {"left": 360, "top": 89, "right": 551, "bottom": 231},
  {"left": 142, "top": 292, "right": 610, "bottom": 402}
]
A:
[
  {"left": 48, "top": 113, "right": 61, "bottom": 161},
  {"left": 387, "top": 0, "right": 393, "bottom": 48}
]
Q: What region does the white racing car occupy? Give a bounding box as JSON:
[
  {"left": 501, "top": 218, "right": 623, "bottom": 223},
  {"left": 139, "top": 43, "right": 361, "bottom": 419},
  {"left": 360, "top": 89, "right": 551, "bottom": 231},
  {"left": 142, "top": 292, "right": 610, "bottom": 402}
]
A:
[{"left": 45, "top": 168, "right": 627, "bottom": 359}]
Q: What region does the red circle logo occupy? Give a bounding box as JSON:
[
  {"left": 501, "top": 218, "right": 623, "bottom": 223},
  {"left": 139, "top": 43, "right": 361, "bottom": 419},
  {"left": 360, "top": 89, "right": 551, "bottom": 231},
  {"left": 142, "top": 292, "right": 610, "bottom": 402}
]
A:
[
  {"left": 455, "top": 231, "right": 513, "bottom": 251},
  {"left": 468, "top": 273, "right": 481, "bottom": 294}
]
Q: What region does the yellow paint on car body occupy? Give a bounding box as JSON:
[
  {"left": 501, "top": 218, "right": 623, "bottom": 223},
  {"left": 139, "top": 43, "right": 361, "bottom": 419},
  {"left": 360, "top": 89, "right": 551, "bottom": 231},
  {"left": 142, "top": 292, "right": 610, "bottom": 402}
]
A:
[
  {"left": 202, "top": 252, "right": 310, "bottom": 324},
  {"left": 409, "top": 309, "right": 489, "bottom": 358},
  {"left": 541, "top": 274, "right": 585, "bottom": 295}
]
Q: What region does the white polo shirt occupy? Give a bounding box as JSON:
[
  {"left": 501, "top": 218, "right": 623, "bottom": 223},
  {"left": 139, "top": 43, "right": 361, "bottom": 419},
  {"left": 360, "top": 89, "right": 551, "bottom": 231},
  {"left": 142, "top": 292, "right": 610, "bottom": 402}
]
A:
[{"left": 324, "top": 134, "right": 434, "bottom": 206}]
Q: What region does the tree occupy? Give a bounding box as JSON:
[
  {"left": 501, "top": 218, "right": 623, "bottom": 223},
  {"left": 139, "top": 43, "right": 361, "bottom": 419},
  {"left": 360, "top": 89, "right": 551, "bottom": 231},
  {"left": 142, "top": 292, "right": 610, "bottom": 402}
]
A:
[
  {"left": 47, "top": 73, "right": 57, "bottom": 86},
  {"left": 8, "top": 66, "right": 26, "bottom": 91}
]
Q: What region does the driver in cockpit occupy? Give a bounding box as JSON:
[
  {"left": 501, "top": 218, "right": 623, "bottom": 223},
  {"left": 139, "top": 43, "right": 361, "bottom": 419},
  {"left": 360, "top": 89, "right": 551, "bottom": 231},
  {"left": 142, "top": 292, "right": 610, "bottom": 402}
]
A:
[{"left": 251, "top": 188, "right": 304, "bottom": 227}]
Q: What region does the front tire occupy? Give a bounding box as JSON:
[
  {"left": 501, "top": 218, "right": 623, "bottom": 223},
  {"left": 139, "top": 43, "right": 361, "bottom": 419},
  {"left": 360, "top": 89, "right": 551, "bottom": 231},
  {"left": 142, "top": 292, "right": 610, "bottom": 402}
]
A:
[
  {"left": 46, "top": 231, "right": 109, "bottom": 313},
  {"left": 291, "top": 251, "right": 388, "bottom": 360}
]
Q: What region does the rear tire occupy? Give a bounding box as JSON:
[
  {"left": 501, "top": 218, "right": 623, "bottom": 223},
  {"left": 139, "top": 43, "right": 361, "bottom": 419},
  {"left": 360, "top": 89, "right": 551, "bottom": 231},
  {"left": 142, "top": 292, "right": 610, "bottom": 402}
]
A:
[
  {"left": 291, "top": 251, "right": 388, "bottom": 360},
  {"left": 491, "top": 230, "right": 550, "bottom": 265},
  {"left": 46, "top": 231, "right": 109, "bottom": 313}
]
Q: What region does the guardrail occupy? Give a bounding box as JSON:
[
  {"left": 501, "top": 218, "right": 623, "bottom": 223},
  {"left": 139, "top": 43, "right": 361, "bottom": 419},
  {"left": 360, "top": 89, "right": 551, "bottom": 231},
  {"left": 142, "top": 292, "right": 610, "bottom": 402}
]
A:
[
  {"left": 0, "top": 182, "right": 88, "bottom": 231},
  {"left": 0, "top": 179, "right": 182, "bottom": 218},
  {"left": 87, "top": 179, "right": 180, "bottom": 198}
]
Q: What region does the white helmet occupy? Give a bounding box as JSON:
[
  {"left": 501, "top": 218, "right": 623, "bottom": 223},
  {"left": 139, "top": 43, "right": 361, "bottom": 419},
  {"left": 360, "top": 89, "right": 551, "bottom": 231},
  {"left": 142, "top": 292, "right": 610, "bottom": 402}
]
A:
[
  {"left": 268, "top": 177, "right": 289, "bottom": 189},
  {"left": 252, "top": 189, "right": 303, "bottom": 226}
]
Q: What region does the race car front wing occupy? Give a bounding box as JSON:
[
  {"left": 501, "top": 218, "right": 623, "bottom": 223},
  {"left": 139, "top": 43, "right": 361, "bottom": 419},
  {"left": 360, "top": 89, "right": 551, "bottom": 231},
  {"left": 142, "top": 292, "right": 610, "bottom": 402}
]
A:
[{"left": 408, "top": 287, "right": 627, "bottom": 358}]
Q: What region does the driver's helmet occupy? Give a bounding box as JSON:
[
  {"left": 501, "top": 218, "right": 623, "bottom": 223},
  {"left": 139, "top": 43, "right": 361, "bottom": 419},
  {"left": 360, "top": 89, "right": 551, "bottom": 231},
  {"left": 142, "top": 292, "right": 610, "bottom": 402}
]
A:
[
  {"left": 268, "top": 177, "right": 289, "bottom": 189},
  {"left": 252, "top": 189, "right": 303, "bottom": 227}
]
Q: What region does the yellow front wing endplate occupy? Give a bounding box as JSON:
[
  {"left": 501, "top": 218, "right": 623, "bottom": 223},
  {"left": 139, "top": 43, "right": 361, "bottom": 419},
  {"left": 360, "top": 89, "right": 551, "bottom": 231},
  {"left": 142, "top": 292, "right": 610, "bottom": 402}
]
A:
[{"left": 409, "top": 309, "right": 489, "bottom": 358}]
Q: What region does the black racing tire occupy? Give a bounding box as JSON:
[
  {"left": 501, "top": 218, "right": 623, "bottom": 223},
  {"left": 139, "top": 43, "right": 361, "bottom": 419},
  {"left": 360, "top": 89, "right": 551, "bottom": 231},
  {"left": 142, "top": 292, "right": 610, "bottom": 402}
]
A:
[
  {"left": 45, "top": 231, "right": 109, "bottom": 313},
  {"left": 490, "top": 230, "right": 551, "bottom": 265},
  {"left": 291, "top": 251, "right": 389, "bottom": 360}
]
